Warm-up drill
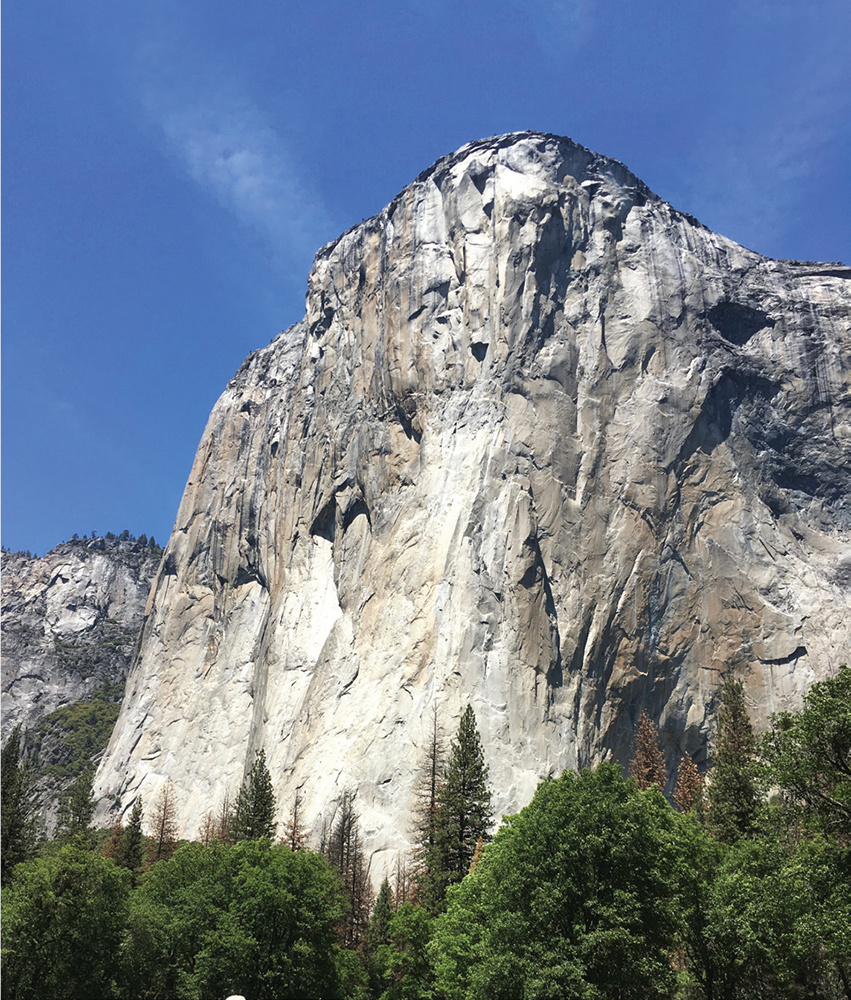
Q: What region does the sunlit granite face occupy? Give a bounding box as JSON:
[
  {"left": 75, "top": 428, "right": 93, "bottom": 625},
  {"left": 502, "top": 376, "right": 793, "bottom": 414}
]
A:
[{"left": 94, "top": 132, "right": 851, "bottom": 871}]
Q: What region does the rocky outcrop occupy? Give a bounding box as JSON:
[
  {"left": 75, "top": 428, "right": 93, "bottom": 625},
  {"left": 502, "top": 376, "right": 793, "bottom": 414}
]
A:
[
  {"left": 2, "top": 537, "right": 160, "bottom": 734},
  {"left": 94, "top": 132, "right": 851, "bottom": 866}
]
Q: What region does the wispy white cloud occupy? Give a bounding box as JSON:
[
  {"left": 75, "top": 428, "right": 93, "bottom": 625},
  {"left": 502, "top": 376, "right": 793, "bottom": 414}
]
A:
[{"left": 134, "top": 35, "right": 336, "bottom": 279}]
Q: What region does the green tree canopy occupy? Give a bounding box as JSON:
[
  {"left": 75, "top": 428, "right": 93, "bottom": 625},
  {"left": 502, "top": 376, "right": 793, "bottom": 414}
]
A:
[
  {"left": 432, "top": 763, "right": 688, "bottom": 1000},
  {"left": 123, "top": 839, "right": 346, "bottom": 1000},
  {"left": 761, "top": 663, "right": 851, "bottom": 840},
  {"left": 1, "top": 840, "right": 131, "bottom": 1000}
]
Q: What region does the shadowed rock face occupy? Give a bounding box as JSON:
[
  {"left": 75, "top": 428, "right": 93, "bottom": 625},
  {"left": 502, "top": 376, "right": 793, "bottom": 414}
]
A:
[{"left": 94, "top": 133, "right": 851, "bottom": 862}]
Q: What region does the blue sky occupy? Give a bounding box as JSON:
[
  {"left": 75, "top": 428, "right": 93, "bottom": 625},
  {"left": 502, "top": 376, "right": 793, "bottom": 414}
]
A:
[{"left": 4, "top": 0, "right": 850, "bottom": 555}]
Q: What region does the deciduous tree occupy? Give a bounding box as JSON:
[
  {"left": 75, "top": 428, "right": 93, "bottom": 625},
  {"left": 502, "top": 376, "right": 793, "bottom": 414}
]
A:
[
  {"left": 761, "top": 663, "right": 851, "bottom": 841},
  {"left": 2, "top": 840, "right": 131, "bottom": 1000},
  {"left": 432, "top": 763, "right": 686, "bottom": 1000}
]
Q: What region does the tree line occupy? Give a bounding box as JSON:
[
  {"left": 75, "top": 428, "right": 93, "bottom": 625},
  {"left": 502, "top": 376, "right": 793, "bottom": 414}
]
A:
[{"left": 2, "top": 666, "right": 849, "bottom": 999}]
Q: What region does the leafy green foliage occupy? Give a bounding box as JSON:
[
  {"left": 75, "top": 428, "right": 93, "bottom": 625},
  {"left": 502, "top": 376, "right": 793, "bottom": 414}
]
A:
[
  {"left": 379, "top": 902, "right": 435, "bottom": 1000},
  {"left": 1, "top": 726, "right": 41, "bottom": 885},
  {"left": 432, "top": 763, "right": 687, "bottom": 1000},
  {"left": 24, "top": 691, "right": 122, "bottom": 781},
  {"left": 123, "top": 840, "right": 346, "bottom": 999},
  {"left": 1, "top": 841, "right": 131, "bottom": 1000},
  {"left": 232, "top": 748, "right": 277, "bottom": 841},
  {"left": 683, "top": 834, "right": 851, "bottom": 999},
  {"left": 761, "top": 664, "right": 851, "bottom": 840}
]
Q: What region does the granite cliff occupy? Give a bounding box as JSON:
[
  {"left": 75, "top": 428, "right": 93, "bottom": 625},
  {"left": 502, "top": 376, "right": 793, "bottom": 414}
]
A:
[
  {"left": 94, "top": 133, "right": 851, "bottom": 866},
  {"left": 2, "top": 536, "right": 160, "bottom": 832},
  {"left": 2, "top": 536, "right": 160, "bottom": 733}
]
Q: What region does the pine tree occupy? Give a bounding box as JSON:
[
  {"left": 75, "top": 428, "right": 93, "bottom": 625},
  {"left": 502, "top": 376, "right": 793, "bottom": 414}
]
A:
[
  {"left": 323, "top": 789, "right": 373, "bottom": 947},
  {"left": 673, "top": 753, "right": 703, "bottom": 813},
  {"left": 706, "top": 676, "right": 762, "bottom": 843},
  {"left": 363, "top": 877, "right": 393, "bottom": 995},
  {"left": 282, "top": 790, "right": 308, "bottom": 850},
  {"left": 56, "top": 769, "right": 96, "bottom": 844},
  {"left": 412, "top": 703, "right": 447, "bottom": 909},
  {"left": 198, "top": 810, "right": 216, "bottom": 846},
  {"left": 392, "top": 851, "right": 414, "bottom": 909},
  {"left": 629, "top": 709, "right": 667, "bottom": 791},
  {"left": 147, "top": 781, "right": 178, "bottom": 864},
  {"left": 232, "top": 748, "right": 277, "bottom": 841},
  {"left": 117, "top": 796, "right": 145, "bottom": 881},
  {"left": 214, "top": 789, "right": 233, "bottom": 842},
  {"left": 102, "top": 819, "right": 124, "bottom": 860},
  {"left": 1, "top": 726, "right": 41, "bottom": 884},
  {"left": 431, "top": 704, "right": 493, "bottom": 907}
]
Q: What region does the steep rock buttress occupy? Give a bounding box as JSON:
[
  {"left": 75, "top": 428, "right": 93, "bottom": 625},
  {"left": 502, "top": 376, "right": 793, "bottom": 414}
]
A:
[{"left": 94, "top": 133, "right": 851, "bottom": 865}]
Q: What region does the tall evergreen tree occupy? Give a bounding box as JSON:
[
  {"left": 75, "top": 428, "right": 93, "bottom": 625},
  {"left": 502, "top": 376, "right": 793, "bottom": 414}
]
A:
[
  {"left": 432, "top": 704, "right": 493, "bottom": 906},
  {"left": 706, "top": 676, "right": 762, "bottom": 843},
  {"left": 364, "top": 877, "right": 394, "bottom": 996},
  {"left": 116, "top": 796, "right": 145, "bottom": 881},
  {"left": 629, "top": 709, "right": 667, "bottom": 791},
  {"left": 231, "top": 748, "right": 277, "bottom": 841},
  {"left": 56, "top": 768, "right": 96, "bottom": 845},
  {"left": 1, "top": 725, "right": 41, "bottom": 884}
]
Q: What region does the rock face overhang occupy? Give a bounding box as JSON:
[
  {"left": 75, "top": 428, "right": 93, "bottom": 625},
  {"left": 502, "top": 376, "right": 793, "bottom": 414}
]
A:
[{"left": 94, "top": 132, "right": 851, "bottom": 862}]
